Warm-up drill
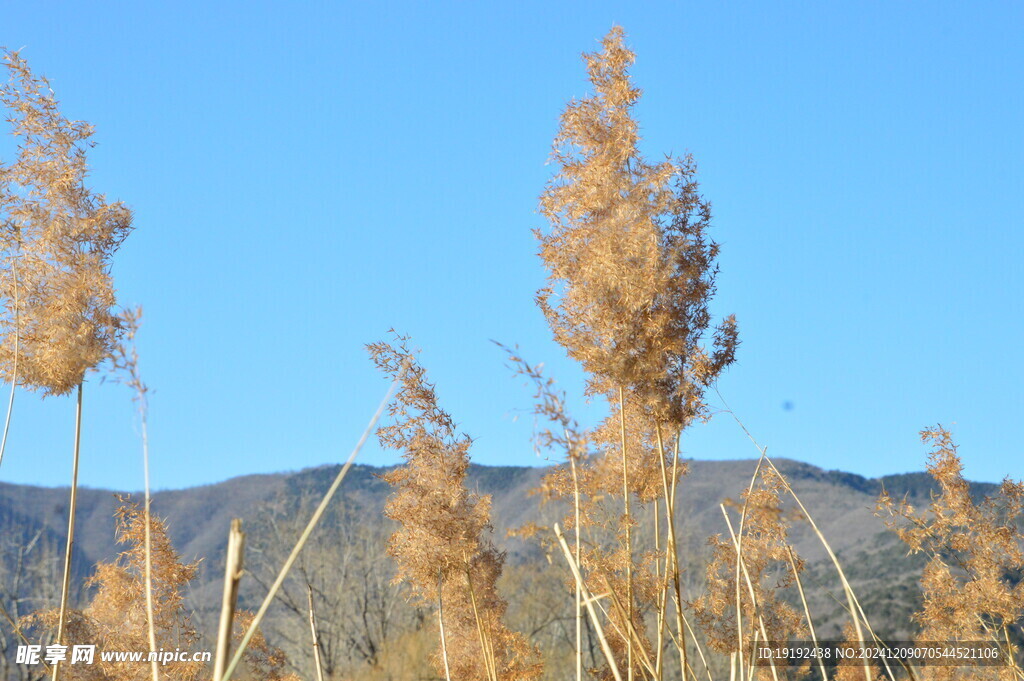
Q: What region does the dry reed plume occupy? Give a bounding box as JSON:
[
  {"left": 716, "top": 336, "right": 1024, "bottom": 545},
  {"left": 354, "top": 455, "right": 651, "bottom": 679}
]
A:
[
  {"left": 536, "top": 26, "right": 737, "bottom": 427},
  {"left": 0, "top": 50, "right": 134, "bottom": 681},
  {"left": 0, "top": 50, "right": 132, "bottom": 397},
  {"left": 370, "top": 335, "right": 542, "bottom": 681},
  {"left": 878, "top": 427, "right": 1024, "bottom": 680},
  {"left": 22, "top": 500, "right": 202, "bottom": 681},
  {"left": 532, "top": 25, "right": 738, "bottom": 681}
]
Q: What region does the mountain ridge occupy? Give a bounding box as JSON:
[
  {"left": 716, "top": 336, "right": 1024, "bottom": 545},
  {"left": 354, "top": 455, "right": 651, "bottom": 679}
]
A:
[{"left": 1, "top": 455, "right": 1000, "bottom": 663}]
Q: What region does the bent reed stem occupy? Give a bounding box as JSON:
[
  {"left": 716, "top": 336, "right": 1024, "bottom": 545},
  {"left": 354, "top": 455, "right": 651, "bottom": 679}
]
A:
[
  {"left": 220, "top": 366, "right": 406, "bottom": 681},
  {"left": 555, "top": 523, "right": 623, "bottom": 681}
]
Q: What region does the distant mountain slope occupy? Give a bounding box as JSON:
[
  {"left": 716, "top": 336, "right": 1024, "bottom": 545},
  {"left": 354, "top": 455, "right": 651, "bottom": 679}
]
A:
[{"left": 0, "top": 458, "right": 999, "bottom": 644}]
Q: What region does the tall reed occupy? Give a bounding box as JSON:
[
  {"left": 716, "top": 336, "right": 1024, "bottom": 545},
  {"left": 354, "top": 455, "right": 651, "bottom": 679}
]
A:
[
  {"left": 533, "top": 25, "right": 738, "bottom": 680},
  {"left": 0, "top": 50, "right": 133, "bottom": 396},
  {"left": 0, "top": 50, "right": 133, "bottom": 681},
  {"left": 878, "top": 427, "right": 1024, "bottom": 680},
  {"left": 370, "top": 335, "right": 542, "bottom": 681},
  {"left": 22, "top": 499, "right": 204, "bottom": 681},
  {"left": 110, "top": 307, "right": 158, "bottom": 681},
  {"left": 501, "top": 346, "right": 590, "bottom": 681}
]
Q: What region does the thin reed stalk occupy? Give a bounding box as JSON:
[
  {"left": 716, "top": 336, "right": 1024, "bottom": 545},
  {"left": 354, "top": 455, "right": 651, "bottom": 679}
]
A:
[
  {"left": 112, "top": 307, "right": 159, "bottom": 681},
  {"left": 569, "top": 452, "right": 584, "bottom": 681},
  {"left": 502, "top": 346, "right": 588, "bottom": 679},
  {"left": 655, "top": 425, "right": 689, "bottom": 679},
  {"left": 746, "top": 629, "right": 760, "bottom": 681},
  {"left": 844, "top": 584, "right": 901, "bottom": 681},
  {"left": 213, "top": 519, "right": 245, "bottom": 681},
  {"left": 465, "top": 561, "right": 499, "bottom": 681},
  {"left": 306, "top": 583, "right": 325, "bottom": 681},
  {"left": 654, "top": 497, "right": 665, "bottom": 680},
  {"left": 601, "top": 574, "right": 657, "bottom": 679},
  {"left": 787, "top": 547, "right": 828, "bottom": 681},
  {"left": 0, "top": 260, "right": 18, "bottom": 471},
  {"left": 220, "top": 368, "right": 405, "bottom": 681},
  {"left": 438, "top": 569, "right": 452, "bottom": 681},
  {"left": 679, "top": 604, "right": 714, "bottom": 681},
  {"left": 618, "top": 388, "right": 634, "bottom": 681},
  {"left": 52, "top": 381, "right": 83, "bottom": 681},
  {"left": 730, "top": 449, "right": 768, "bottom": 681},
  {"left": 554, "top": 523, "right": 623, "bottom": 681},
  {"left": 140, "top": 387, "right": 157, "bottom": 681}
]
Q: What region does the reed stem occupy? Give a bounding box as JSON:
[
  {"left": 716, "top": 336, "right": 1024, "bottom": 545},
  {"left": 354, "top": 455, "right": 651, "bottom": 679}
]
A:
[
  {"left": 220, "top": 368, "right": 404, "bottom": 681},
  {"left": 213, "top": 519, "right": 245, "bottom": 681},
  {"left": 618, "top": 388, "right": 633, "bottom": 681},
  {"left": 306, "top": 583, "right": 325, "bottom": 681},
  {"left": 0, "top": 259, "right": 19, "bottom": 472},
  {"left": 52, "top": 382, "right": 83, "bottom": 681}
]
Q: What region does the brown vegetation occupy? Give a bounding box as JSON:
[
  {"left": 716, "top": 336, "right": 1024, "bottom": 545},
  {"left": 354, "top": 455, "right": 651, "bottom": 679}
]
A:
[
  {"left": 0, "top": 24, "right": 1021, "bottom": 681},
  {"left": 22, "top": 500, "right": 202, "bottom": 681},
  {"left": 0, "top": 50, "right": 132, "bottom": 397},
  {"left": 370, "top": 336, "right": 543, "bottom": 681}
]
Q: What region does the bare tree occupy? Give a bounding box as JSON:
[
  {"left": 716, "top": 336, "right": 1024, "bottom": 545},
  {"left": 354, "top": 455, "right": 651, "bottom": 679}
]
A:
[
  {"left": 0, "top": 527, "right": 62, "bottom": 681},
  {"left": 247, "top": 490, "right": 420, "bottom": 679}
]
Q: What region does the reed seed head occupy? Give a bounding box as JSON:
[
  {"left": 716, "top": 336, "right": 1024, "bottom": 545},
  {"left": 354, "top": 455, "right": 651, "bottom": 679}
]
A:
[{"left": 0, "top": 50, "right": 133, "bottom": 396}]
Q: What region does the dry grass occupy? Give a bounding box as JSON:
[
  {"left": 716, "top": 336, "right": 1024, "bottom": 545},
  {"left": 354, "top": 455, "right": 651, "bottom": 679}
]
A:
[{"left": 1, "top": 25, "right": 1021, "bottom": 681}]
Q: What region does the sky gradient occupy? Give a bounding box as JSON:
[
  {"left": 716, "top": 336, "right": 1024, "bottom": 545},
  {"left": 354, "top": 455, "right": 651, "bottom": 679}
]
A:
[{"left": 1, "top": 1, "right": 1021, "bottom": 490}]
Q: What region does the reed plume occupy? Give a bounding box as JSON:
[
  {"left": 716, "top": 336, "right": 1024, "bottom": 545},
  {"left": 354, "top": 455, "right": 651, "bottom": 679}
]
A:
[
  {"left": 0, "top": 50, "right": 132, "bottom": 397},
  {"left": 22, "top": 499, "right": 203, "bottom": 681},
  {"left": 370, "top": 335, "right": 542, "bottom": 681},
  {"left": 693, "top": 468, "right": 806, "bottom": 679},
  {"left": 536, "top": 26, "right": 737, "bottom": 428},
  {"left": 534, "top": 26, "right": 738, "bottom": 680},
  {"left": 878, "top": 426, "right": 1024, "bottom": 680},
  {"left": 1, "top": 50, "right": 134, "bottom": 681}
]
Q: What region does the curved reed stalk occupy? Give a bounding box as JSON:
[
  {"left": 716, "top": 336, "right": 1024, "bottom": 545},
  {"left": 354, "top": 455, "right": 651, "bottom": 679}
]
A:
[
  {"left": 219, "top": 364, "right": 406, "bottom": 681},
  {"left": 716, "top": 388, "right": 882, "bottom": 681},
  {"left": 554, "top": 524, "right": 623, "bottom": 681}
]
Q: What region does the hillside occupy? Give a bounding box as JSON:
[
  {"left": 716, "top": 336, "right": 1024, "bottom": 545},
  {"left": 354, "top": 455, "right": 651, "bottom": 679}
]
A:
[{"left": 0, "top": 458, "right": 999, "bottom": 679}]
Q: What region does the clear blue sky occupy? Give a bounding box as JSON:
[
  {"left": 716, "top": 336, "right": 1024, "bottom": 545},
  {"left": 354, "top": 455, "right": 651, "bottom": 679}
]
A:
[{"left": 1, "top": 2, "right": 1020, "bottom": 490}]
